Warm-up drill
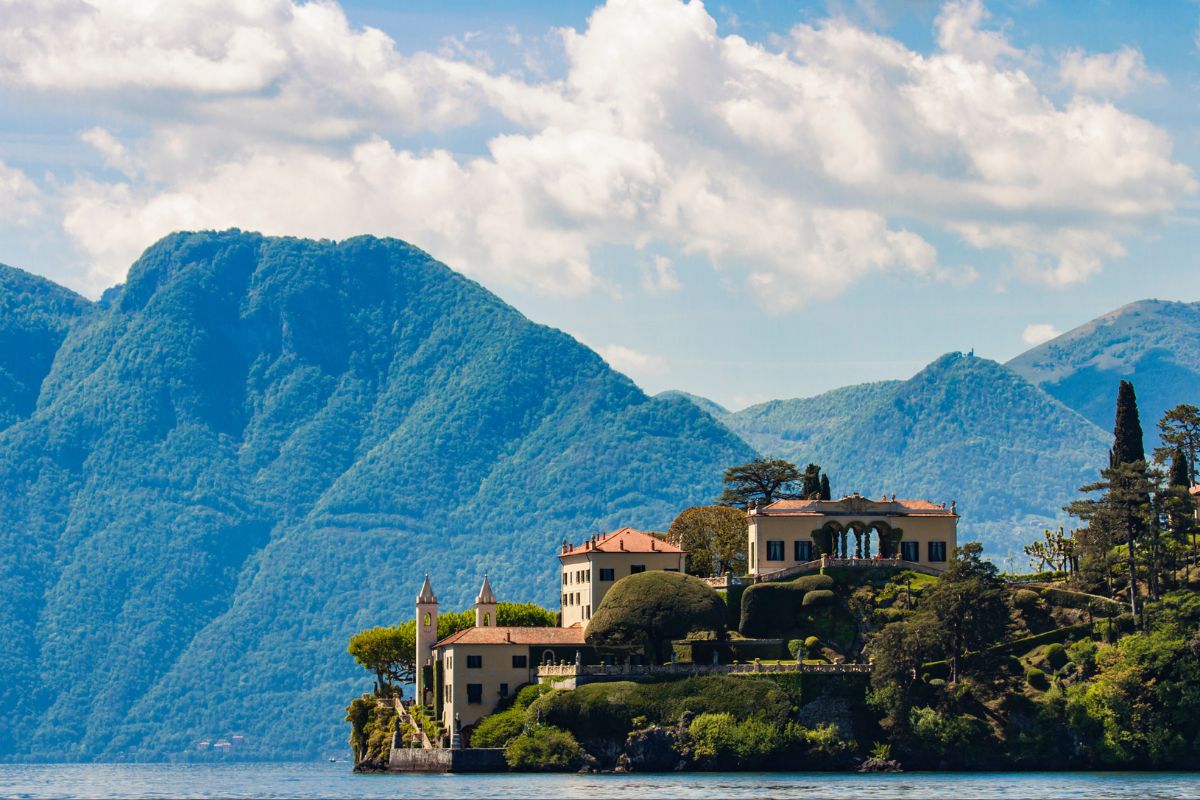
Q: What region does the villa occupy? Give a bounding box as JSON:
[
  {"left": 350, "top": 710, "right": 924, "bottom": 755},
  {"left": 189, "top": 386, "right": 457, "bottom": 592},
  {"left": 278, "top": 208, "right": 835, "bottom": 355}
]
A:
[{"left": 415, "top": 496, "right": 957, "bottom": 742}]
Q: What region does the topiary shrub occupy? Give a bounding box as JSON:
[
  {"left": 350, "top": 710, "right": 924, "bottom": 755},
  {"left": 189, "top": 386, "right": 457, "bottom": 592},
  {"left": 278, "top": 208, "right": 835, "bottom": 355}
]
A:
[
  {"left": 1025, "top": 667, "right": 1049, "bottom": 691},
  {"left": 802, "top": 589, "right": 835, "bottom": 607},
  {"left": 470, "top": 707, "right": 526, "bottom": 748},
  {"left": 504, "top": 726, "right": 584, "bottom": 771},
  {"left": 792, "top": 574, "right": 834, "bottom": 592},
  {"left": 586, "top": 571, "right": 728, "bottom": 663},
  {"left": 1043, "top": 642, "right": 1068, "bottom": 670},
  {"left": 803, "top": 635, "right": 820, "bottom": 651},
  {"left": 1013, "top": 589, "right": 1040, "bottom": 610},
  {"left": 787, "top": 639, "right": 803, "bottom": 659}
]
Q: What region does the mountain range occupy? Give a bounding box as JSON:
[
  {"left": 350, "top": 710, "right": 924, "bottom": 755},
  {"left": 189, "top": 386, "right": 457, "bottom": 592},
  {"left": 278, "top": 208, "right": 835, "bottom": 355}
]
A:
[{"left": 0, "top": 231, "right": 1193, "bottom": 761}]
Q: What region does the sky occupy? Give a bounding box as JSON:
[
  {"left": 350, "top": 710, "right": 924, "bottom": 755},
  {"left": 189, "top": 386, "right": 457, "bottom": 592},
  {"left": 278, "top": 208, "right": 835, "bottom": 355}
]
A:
[{"left": 1, "top": 0, "right": 1198, "bottom": 409}]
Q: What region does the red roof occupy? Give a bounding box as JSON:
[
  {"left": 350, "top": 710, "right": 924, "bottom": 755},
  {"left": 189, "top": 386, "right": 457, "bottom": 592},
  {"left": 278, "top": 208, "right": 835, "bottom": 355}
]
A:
[
  {"left": 558, "top": 526, "right": 683, "bottom": 558},
  {"left": 760, "top": 496, "right": 957, "bottom": 517},
  {"left": 434, "top": 626, "right": 586, "bottom": 648},
  {"left": 1190, "top": 485, "right": 1200, "bottom": 496}
]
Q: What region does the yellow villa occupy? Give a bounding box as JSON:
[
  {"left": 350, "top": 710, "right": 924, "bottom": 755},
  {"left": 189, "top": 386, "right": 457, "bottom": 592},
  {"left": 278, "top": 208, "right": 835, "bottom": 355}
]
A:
[
  {"left": 557, "top": 527, "right": 686, "bottom": 627},
  {"left": 747, "top": 493, "right": 958, "bottom": 577}
]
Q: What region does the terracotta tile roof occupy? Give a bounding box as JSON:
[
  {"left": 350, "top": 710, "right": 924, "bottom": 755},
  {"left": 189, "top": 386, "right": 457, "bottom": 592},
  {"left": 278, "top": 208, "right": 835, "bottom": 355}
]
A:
[
  {"left": 434, "top": 626, "right": 587, "bottom": 648},
  {"left": 759, "top": 496, "right": 957, "bottom": 517},
  {"left": 558, "top": 526, "right": 683, "bottom": 558},
  {"left": 1190, "top": 485, "right": 1200, "bottom": 496}
]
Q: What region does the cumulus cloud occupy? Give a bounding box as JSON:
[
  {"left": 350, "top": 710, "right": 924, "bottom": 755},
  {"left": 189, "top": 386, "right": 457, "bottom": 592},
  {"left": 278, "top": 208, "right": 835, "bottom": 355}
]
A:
[
  {"left": 1059, "top": 47, "right": 1163, "bottom": 98},
  {"left": 0, "top": 161, "right": 44, "bottom": 225},
  {"left": 0, "top": 0, "right": 1193, "bottom": 304},
  {"left": 1022, "top": 323, "right": 1063, "bottom": 346},
  {"left": 595, "top": 344, "right": 668, "bottom": 376}
]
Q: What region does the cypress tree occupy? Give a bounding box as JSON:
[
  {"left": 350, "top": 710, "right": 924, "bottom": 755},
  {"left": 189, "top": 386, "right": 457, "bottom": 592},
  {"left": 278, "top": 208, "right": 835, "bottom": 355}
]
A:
[
  {"left": 1169, "top": 447, "right": 1190, "bottom": 489},
  {"left": 801, "top": 463, "right": 821, "bottom": 498},
  {"left": 819, "top": 473, "right": 831, "bottom": 500},
  {"left": 1110, "top": 380, "right": 1145, "bottom": 467}
]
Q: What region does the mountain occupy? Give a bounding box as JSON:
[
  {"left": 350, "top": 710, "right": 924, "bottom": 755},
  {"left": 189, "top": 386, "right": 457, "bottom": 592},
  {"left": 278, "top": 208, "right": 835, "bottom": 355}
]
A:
[
  {"left": 0, "top": 231, "right": 755, "bottom": 761},
  {"left": 703, "top": 353, "right": 1109, "bottom": 559},
  {"left": 1008, "top": 299, "right": 1200, "bottom": 450},
  {"left": 0, "top": 263, "right": 92, "bottom": 430}
]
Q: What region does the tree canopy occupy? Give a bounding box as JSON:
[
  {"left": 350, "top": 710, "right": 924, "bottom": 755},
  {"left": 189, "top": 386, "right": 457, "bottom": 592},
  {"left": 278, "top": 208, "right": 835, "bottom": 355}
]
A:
[
  {"left": 718, "top": 458, "right": 802, "bottom": 508},
  {"left": 666, "top": 505, "right": 747, "bottom": 577},
  {"left": 348, "top": 623, "right": 417, "bottom": 695},
  {"left": 585, "top": 571, "right": 728, "bottom": 663},
  {"left": 923, "top": 543, "right": 1011, "bottom": 683},
  {"left": 1156, "top": 404, "right": 1200, "bottom": 485}
]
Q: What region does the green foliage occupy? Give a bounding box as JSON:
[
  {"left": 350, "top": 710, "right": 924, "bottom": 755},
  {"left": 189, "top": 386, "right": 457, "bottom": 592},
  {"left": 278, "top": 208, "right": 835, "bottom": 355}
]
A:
[
  {"left": 1025, "top": 667, "right": 1050, "bottom": 691},
  {"left": 666, "top": 505, "right": 748, "bottom": 577},
  {"left": 585, "top": 571, "right": 727, "bottom": 663},
  {"left": 1111, "top": 380, "right": 1146, "bottom": 466},
  {"left": 802, "top": 589, "right": 835, "bottom": 607},
  {"left": 497, "top": 602, "right": 558, "bottom": 628},
  {"left": 786, "top": 639, "right": 803, "bottom": 659},
  {"left": 343, "top": 697, "right": 395, "bottom": 764},
  {"left": 1155, "top": 405, "right": 1200, "bottom": 484},
  {"left": 924, "top": 543, "right": 1011, "bottom": 682},
  {"left": 1043, "top": 643, "right": 1068, "bottom": 670},
  {"left": 908, "top": 705, "right": 990, "bottom": 762},
  {"left": 347, "top": 623, "right": 416, "bottom": 693},
  {"left": 739, "top": 576, "right": 832, "bottom": 637},
  {"left": 718, "top": 458, "right": 802, "bottom": 508},
  {"left": 1013, "top": 589, "right": 1040, "bottom": 610},
  {"left": 469, "top": 707, "right": 525, "bottom": 748},
  {"left": 803, "top": 635, "right": 820, "bottom": 650},
  {"left": 0, "top": 231, "right": 756, "bottom": 760},
  {"left": 503, "top": 726, "right": 583, "bottom": 771}
]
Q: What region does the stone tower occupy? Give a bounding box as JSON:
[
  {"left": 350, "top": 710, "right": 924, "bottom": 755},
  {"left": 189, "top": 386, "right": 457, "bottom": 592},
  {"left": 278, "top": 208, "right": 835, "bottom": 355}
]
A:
[
  {"left": 475, "top": 574, "right": 497, "bottom": 627},
  {"left": 415, "top": 574, "right": 438, "bottom": 704}
]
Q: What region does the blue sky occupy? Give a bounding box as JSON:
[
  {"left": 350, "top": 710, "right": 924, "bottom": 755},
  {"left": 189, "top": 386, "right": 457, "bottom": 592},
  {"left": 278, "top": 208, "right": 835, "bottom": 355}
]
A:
[{"left": 1, "top": 0, "right": 1197, "bottom": 408}]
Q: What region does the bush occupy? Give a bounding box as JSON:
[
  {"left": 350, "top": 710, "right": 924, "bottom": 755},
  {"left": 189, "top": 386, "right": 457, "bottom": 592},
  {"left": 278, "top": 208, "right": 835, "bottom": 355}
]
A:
[
  {"left": 1043, "top": 643, "right": 1068, "bottom": 670},
  {"left": 470, "top": 707, "right": 525, "bottom": 748},
  {"left": 802, "top": 589, "right": 835, "bottom": 607},
  {"left": 787, "top": 639, "right": 803, "bottom": 659},
  {"left": 504, "top": 726, "right": 583, "bottom": 771},
  {"left": 792, "top": 574, "right": 835, "bottom": 592},
  {"left": 687, "top": 712, "right": 788, "bottom": 769},
  {"left": 803, "top": 635, "right": 820, "bottom": 650},
  {"left": 1067, "top": 639, "right": 1097, "bottom": 673},
  {"left": 586, "top": 571, "right": 728, "bottom": 663},
  {"left": 1025, "top": 667, "right": 1049, "bottom": 691},
  {"left": 1013, "top": 589, "right": 1041, "bottom": 610}
]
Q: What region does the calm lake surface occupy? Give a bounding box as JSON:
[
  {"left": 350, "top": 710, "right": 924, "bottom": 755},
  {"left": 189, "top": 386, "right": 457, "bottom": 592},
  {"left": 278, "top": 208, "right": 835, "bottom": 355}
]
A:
[{"left": 2, "top": 763, "right": 1200, "bottom": 799}]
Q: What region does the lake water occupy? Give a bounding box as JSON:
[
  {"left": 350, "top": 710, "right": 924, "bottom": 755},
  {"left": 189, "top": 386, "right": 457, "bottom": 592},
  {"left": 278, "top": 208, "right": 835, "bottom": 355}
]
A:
[{"left": 2, "top": 763, "right": 1199, "bottom": 799}]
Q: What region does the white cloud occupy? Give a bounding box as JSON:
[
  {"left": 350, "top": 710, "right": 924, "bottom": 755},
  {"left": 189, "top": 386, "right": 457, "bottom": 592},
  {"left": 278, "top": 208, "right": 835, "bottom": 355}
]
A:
[
  {"left": 0, "top": 0, "right": 1193, "bottom": 304},
  {"left": 595, "top": 344, "right": 668, "bottom": 376},
  {"left": 1059, "top": 47, "right": 1163, "bottom": 98},
  {"left": 0, "top": 161, "right": 44, "bottom": 225},
  {"left": 1022, "top": 323, "right": 1062, "bottom": 346},
  {"left": 642, "top": 255, "right": 682, "bottom": 294}
]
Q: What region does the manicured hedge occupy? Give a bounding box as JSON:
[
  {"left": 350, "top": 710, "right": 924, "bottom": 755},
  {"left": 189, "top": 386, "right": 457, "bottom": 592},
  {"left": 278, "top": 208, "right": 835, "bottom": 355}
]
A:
[
  {"left": 1039, "top": 587, "right": 1123, "bottom": 616},
  {"left": 802, "top": 589, "right": 835, "bottom": 607},
  {"left": 740, "top": 575, "right": 835, "bottom": 636}
]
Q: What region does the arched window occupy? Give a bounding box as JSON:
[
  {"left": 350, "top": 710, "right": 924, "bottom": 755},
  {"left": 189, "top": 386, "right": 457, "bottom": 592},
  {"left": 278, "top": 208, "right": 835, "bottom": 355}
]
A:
[
  {"left": 542, "top": 649, "right": 555, "bottom": 664},
  {"left": 483, "top": 612, "right": 491, "bottom": 627},
  {"left": 423, "top": 612, "right": 431, "bottom": 627}
]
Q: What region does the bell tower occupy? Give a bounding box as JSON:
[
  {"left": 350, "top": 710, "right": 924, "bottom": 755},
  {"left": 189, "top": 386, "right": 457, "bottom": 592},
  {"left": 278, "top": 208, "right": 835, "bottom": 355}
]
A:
[
  {"left": 475, "top": 574, "right": 497, "bottom": 627},
  {"left": 415, "top": 574, "right": 438, "bottom": 704}
]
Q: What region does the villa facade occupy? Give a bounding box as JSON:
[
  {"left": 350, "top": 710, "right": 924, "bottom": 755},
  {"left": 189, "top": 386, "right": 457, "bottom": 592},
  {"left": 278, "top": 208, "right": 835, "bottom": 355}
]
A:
[
  {"left": 747, "top": 494, "right": 958, "bottom": 577},
  {"left": 557, "top": 527, "right": 686, "bottom": 627}
]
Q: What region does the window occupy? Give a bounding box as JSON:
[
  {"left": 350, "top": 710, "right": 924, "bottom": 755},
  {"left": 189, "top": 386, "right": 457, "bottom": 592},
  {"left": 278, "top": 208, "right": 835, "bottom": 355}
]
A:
[
  {"left": 466, "top": 684, "right": 483, "bottom": 704},
  {"left": 512, "top": 655, "right": 527, "bottom": 668},
  {"left": 466, "top": 655, "right": 482, "bottom": 669},
  {"left": 562, "top": 593, "right": 567, "bottom": 606},
  {"left": 900, "top": 541, "right": 919, "bottom": 562},
  {"left": 446, "top": 685, "right": 452, "bottom": 702},
  {"left": 482, "top": 612, "right": 490, "bottom": 626},
  {"left": 929, "top": 541, "right": 947, "bottom": 562},
  {"left": 562, "top": 573, "right": 568, "bottom": 585},
  {"left": 423, "top": 612, "right": 431, "bottom": 626},
  {"left": 585, "top": 605, "right": 591, "bottom": 619},
  {"left": 541, "top": 649, "right": 555, "bottom": 664},
  {"left": 499, "top": 683, "right": 509, "bottom": 697},
  {"left": 794, "top": 541, "right": 813, "bottom": 562},
  {"left": 599, "top": 568, "right": 614, "bottom": 581},
  {"left": 630, "top": 564, "right": 646, "bottom": 574},
  {"left": 766, "top": 540, "right": 784, "bottom": 561}
]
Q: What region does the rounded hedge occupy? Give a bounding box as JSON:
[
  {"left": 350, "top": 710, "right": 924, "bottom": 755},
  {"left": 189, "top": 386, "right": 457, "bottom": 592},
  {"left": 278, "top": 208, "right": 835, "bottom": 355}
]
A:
[
  {"left": 802, "top": 589, "right": 835, "bottom": 607},
  {"left": 1025, "top": 667, "right": 1049, "bottom": 691},
  {"left": 1043, "top": 643, "right": 1068, "bottom": 670},
  {"left": 1013, "top": 589, "right": 1040, "bottom": 610},
  {"left": 787, "top": 639, "right": 803, "bottom": 659},
  {"left": 803, "top": 635, "right": 820, "bottom": 649},
  {"left": 791, "top": 574, "right": 834, "bottom": 592},
  {"left": 586, "top": 570, "right": 727, "bottom": 663}
]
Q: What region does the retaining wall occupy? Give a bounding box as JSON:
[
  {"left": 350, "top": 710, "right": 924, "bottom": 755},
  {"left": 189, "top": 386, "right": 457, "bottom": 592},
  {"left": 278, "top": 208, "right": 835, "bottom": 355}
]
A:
[{"left": 387, "top": 747, "right": 507, "bottom": 773}]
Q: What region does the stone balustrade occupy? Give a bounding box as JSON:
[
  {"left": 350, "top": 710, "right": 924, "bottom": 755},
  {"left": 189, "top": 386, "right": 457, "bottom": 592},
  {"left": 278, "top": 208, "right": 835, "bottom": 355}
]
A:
[{"left": 536, "top": 660, "right": 871, "bottom": 678}]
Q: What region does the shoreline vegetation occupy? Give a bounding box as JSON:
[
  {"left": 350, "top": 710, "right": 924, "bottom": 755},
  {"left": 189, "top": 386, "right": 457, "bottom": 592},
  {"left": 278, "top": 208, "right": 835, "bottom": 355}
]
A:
[{"left": 346, "top": 390, "right": 1200, "bottom": 774}]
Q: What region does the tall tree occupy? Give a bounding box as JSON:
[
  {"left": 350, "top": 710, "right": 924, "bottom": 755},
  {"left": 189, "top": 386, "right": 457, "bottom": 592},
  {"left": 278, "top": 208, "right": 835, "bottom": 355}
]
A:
[
  {"left": 819, "top": 473, "right": 832, "bottom": 500},
  {"left": 347, "top": 623, "right": 417, "bottom": 695},
  {"left": 1155, "top": 404, "right": 1200, "bottom": 485},
  {"left": 1111, "top": 380, "right": 1146, "bottom": 467},
  {"left": 923, "top": 543, "right": 1010, "bottom": 683},
  {"left": 718, "top": 458, "right": 802, "bottom": 508},
  {"left": 666, "top": 505, "right": 748, "bottom": 577},
  {"left": 801, "top": 463, "right": 822, "bottom": 498}
]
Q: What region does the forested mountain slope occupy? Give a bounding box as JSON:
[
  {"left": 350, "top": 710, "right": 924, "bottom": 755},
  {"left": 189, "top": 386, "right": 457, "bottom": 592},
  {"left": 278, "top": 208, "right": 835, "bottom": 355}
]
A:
[
  {"left": 0, "top": 263, "right": 92, "bottom": 431},
  {"left": 1008, "top": 299, "right": 1200, "bottom": 449},
  {"left": 0, "top": 231, "right": 754, "bottom": 761},
  {"left": 701, "top": 354, "right": 1109, "bottom": 558}
]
